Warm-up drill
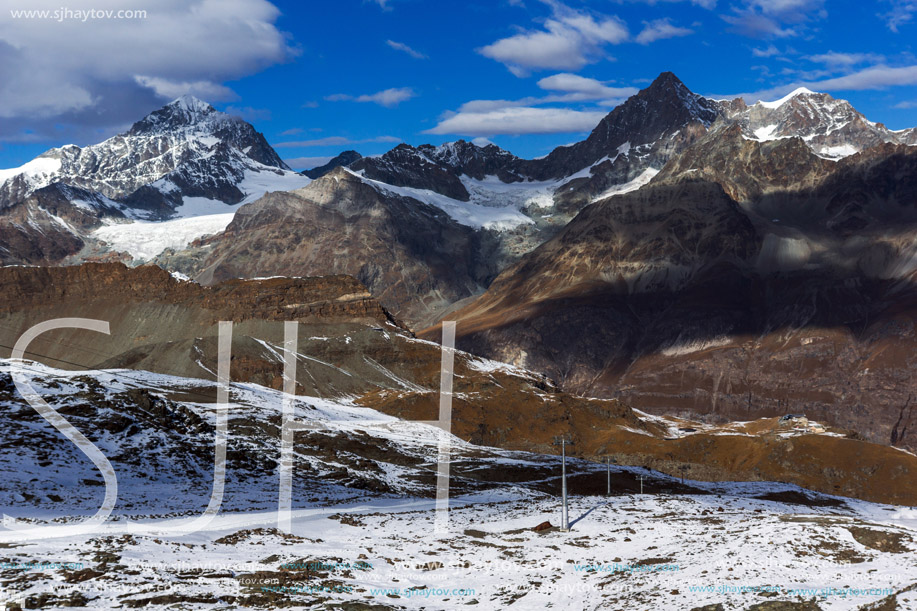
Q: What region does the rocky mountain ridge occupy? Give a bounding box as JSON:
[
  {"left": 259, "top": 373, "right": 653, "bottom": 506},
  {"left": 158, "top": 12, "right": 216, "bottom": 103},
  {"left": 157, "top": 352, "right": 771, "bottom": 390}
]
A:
[{"left": 426, "top": 125, "right": 917, "bottom": 452}]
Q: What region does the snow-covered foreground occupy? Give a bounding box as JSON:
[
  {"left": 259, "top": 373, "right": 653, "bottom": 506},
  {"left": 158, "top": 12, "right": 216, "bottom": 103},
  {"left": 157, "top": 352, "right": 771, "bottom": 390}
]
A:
[
  {"left": 2, "top": 361, "right": 917, "bottom": 610},
  {"left": 2, "top": 489, "right": 916, "bottom": 610}
]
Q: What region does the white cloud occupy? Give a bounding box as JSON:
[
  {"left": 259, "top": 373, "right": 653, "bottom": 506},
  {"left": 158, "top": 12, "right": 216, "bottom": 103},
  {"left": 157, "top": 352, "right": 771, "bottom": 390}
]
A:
[
  {"left": 749, "top": 0, "right": 821, "bottom": 17},
  {"left": 722, "top": 12, "right": 797, "bottom": 37},
  {"left": 635, "top": 18, "right": 693, "bottom": 44},
  {"left": 424, "top": 107, "right": 608, "bottom": 136},
  {"left": 224, "top": 105, "right": 272, "bottom": 122},
  {"left": 536, "top": 73, "right": 638, "bottom": 100},
  {"left": 451, "top": 73, "right": 636, "bottom": 115},
  {"left": 0, "top": 0, "right": 295, "bottom": 121},
  {"left": 894, "top": 100, "right": 917, "bottom": 109},
  {"left": 274, "top": 135, "right": 401, "bottom": 148},
  {"left": 386, "top": 40, "right": 427, "bottom": 59},
  {"left": 0, "top": 0, "right": 296, "bottom": 143},
  {"left": 133, "top": 76, "right": 236, "bottom": 102},
  {"left": 477, "top": 1, "right": 628, "bottom": 75},
  {"left": 325, "top": 87, "right": 416, "bottom": 107}
]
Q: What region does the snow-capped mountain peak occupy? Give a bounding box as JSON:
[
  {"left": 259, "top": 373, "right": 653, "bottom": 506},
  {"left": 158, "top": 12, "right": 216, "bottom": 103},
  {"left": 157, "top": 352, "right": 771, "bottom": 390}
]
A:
[
  {"left": 758, "top": 86, "right": 817, "bottom": 109},
  {"left": 0, "top": 97, "right": 302, "bottom": 213},
  {"left": 0, "top": 97, "right": 311, "bottom": 264},
  {"left": 128, "top": 95, "right": 230, "bottom": 136},
  {"left": 727, "top": 87, "right": 908, "bottom": 159},
  {"left": 169, "top": 93, "right": 214, "bottom": 113}
]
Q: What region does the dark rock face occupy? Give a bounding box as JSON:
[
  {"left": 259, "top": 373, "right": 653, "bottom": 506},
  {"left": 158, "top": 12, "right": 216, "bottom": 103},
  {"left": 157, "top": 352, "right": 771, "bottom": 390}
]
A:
[
  {"left": 350, "top": 143, "right": 476, "bottom": 201},
  {"left": 187, "top": 168, "right": 502, "bottom": 327},
  {"left": 303, "top": 150, "right": 363, "bottom": 179},
  {"left": 521, "top": 72, "right": 720, "bottom": 181},
  {"left": 0, "top": 184, "right": 124, "bottom": 265},
  {"left": 349, "top": 141, "right": 527, "bottom": 201},
  {"left": 418, "top": 140, "right": 527, "bottom": 182}
]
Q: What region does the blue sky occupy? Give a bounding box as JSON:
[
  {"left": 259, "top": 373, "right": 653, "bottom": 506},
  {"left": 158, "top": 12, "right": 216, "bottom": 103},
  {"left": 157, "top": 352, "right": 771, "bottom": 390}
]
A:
[{"left": 1, "top": 0, "right": 916, "bottom": 170}]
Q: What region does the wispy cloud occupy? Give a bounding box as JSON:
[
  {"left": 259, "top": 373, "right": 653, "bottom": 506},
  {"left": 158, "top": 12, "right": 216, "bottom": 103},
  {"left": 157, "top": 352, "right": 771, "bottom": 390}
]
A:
[
  {"left": 713, "top": 63, "right": 917, "bottom": 103},
  {"left": 893, "top": 100, "right": 917, "bottom": 109},
  {"left": 425, "top": 72, "right": 637, "bottom": 137},
  {"left": 751, "top": 44, "right": 781, "bottom": 57},
  {"left": 807, "top": 64, "right": 917, "bottom": 90},
  {"left": 723, "top": 0, "right": 825, "bottom": 38},
  {"left": 325, "top": 87, "right": 416, "bottom": 107},
  {"left": 617, "top": 0, "right": 716, "bottom": 8},
  {"left": 134, "top": 77, "right": 236, "bottom": 102},
  {"left": 424, "top": 107, "right": 607, "bottom": 136},
  {"left": 224, "top": 105, "right": 271, "bottom": 122},
  {"left": 274, "top": 135, "right": 401, "bottom": 148},
  {"left": 477, "top": 1, "right": 628, "bottom": 76},
  {"left": 386, "top": 40, "right": 427, "bottom": 59},
  {"left": 881, "top": 0, "right": 917, "bottom": 31},
  {"left": 805, "top": 51, "right": 885, "bottom": 67},
  {"left": 635, "top": 18, "right": 693, "bottom": 44}
]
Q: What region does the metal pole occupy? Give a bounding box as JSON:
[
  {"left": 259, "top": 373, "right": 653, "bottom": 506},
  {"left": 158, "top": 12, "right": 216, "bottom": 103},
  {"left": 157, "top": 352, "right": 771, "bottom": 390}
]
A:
[
  {"left": 606, "top": 457, "right": 610, "bottom": 496},
  {"left": 561, "top": 439, "right": 569, "bottom": 530},
  {"left": 639, "top": 475, "right": 644, "bottom": 495}
]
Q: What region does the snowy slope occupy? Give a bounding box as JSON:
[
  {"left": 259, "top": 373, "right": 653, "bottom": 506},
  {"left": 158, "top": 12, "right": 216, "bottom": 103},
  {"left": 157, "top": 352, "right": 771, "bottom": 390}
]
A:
[
  {"left": 92, "top": 167, "right": 311, "bottom": 260},
  {"left": 2, "top": 360, "right": 916, "bottom": 610},
  {"left": 347, "top": 147, "right": 640, "bottom": 232}
]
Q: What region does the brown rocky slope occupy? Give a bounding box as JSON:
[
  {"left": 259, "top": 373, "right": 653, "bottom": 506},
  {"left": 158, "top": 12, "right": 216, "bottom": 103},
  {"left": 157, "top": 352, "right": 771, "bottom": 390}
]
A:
[{"left": 2, "top": 263, "right": 917, "bottom": 505}]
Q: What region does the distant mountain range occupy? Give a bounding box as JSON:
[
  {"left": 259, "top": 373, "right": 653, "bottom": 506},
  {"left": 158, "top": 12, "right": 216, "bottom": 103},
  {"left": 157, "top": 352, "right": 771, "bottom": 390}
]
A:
[{"left": 3, "top": 71, "right": 917, "bottom": 453}]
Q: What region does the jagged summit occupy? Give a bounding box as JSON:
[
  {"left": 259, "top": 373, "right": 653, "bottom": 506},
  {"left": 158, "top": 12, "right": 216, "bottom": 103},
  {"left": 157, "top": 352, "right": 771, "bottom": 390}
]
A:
[
  {"left": 302, "top": 150, "right": 363, "bottom": 179},
  {"left": 632, "top": 71, "right": 720, "bottom": 124},
  {"left": 517, "top": 71, "right": 719, "bottom": 181},
  {"left": 128, "top": 95, "right": 227, "bottom": 136},
  {"left": 643, "top": 71, "right": 691, "bottom": 96},
  {"left": 168, "top": 94, "right": 215, "bottom": 113}
]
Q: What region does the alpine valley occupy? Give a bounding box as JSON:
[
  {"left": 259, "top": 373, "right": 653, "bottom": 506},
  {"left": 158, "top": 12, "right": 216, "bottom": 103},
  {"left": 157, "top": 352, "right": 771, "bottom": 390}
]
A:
[{"left": 4, "top": 72, "right": 917, "bottom": 611}]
